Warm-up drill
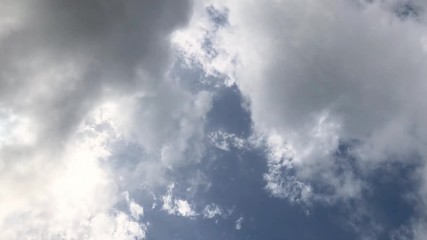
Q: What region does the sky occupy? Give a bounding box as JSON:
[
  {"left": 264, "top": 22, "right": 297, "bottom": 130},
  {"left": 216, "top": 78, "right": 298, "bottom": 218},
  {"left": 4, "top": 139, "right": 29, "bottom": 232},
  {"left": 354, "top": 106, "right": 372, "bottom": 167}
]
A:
[{"left": 1, "top": 0, "right": 427, "bottom": 239}]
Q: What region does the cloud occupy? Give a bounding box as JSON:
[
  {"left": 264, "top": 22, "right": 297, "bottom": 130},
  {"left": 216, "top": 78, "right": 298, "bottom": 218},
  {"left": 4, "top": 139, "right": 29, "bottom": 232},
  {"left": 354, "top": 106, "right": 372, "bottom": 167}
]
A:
[
  {"left": 124, "top": 192, "right": 144, "bottom": 221},
  {"left": 172, "top": 0, "right": 236, "bottom": 87},
  {"left": 0, "top": 0, "right": 218, "bottom": 239},
  {"left": 181, "top": 0, "right": 427, "bottom": 196},
  {"left": 202, "top": 203, "right": 224, "bottom": 219},
  {"left": 174, "top": 0, "right": 427, "bottom": 237},
  {"left": 0, "top": 114, "right": 146, "bottom": 239},
  {"left": 5, "top": 0, "right": 427, "bottom": 238},
  {"left": 233, "top": 0, "right": 427, "bottom": 202},
  {"left": 0, "top": 0, "right": 193, "bottom": 142},
  {"left": 208, "top": 130, "right": 245, "bottom": 151},
  {"left": 161, "top": 184, "right": 198, "bottom": 218},
  {"left": 235, "top": 216, "right": 243, "bottom": 230}
]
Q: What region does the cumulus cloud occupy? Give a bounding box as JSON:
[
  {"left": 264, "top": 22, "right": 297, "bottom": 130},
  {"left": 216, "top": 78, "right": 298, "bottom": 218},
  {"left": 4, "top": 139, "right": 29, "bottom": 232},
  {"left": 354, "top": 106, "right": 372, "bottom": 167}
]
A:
[
  {"left": 229, "top": 0, "right": 427, "bottom": 202},
  {"left": 174, "top": 0, "right": 427, "bottom": 237},
  {"left": 180, "top": 0, "right": 427, "bottom": 196},
  {"left": 0, "top": 0, "right": 217, "bottom": 239}
]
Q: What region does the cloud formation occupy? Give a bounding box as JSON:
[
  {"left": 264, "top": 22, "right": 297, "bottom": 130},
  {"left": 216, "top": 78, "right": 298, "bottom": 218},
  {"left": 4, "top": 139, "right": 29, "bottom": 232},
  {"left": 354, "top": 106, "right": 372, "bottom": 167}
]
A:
[
  {"left": 4, "top": 0, "right": 427, "bottom": 239},
  {"left": 0, "top": 0, "right": 216, "bottom": 239},
  {"left": 161, "top": 184, "right": 198, "bottom": 218},
  {"left": 175, "top": 0, "right": 427, "bottom": 237}
]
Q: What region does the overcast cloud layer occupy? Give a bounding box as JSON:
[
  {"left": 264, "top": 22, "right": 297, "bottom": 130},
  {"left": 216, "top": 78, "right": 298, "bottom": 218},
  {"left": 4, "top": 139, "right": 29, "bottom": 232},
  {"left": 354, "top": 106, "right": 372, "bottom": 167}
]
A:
[{"left": 2, "top": 0, "right": 427, "bottom": 239}]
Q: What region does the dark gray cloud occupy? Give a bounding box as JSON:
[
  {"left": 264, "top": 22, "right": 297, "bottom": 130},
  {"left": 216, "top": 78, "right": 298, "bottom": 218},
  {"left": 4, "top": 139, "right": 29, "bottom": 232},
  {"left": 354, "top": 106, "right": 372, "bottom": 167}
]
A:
[{"left": 0, "top": 0, "right": 192, "bottom": 144}]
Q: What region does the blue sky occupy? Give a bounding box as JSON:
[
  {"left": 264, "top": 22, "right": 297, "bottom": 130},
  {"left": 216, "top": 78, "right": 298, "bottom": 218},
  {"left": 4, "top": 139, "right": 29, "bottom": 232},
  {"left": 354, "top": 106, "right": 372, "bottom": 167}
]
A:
[{"left": 1, "top": 0, "right": 427, "bottom": 239}]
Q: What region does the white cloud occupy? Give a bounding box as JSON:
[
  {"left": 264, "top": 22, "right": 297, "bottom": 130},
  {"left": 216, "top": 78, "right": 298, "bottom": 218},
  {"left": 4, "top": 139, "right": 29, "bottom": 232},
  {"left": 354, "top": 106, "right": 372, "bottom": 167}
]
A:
[
  {"left": 175, "top": 0, "right": 427, "bottom": 236},
  {"left": 124, "top": 192, "right": 144, "bottom": 221},
  {"left": 208, "top": 130, "right": 245, "bottom": 151},
  {"left": 235, "top": 216, "right": 243, "bottom": 230},
  {"left": 0, "top": 112, "right": 146, "bottom": 240},
  {"left": 175, "top": 200, "right": 198, "bottom": 218},
  {"left": 202, "top": 204, "right": 224, "bottom": 219},
  {"left": 86, "top": 212, "right": 146, "bottom": 240},
  {"left": 161, "top": 184, "right": 198, "bottom": 218},
  {"left": 181, "top": 0, "right": 427, "bottom": 198},
  {"left": 172, "top": 0, "right": 237, "bottom": 87}
]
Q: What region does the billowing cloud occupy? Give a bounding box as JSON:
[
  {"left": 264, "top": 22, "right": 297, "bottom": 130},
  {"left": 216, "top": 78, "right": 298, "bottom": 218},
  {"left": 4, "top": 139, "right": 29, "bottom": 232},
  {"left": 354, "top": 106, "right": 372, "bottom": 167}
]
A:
[
  {"left": 225, "top": 0, "right": 427, "bottom": 201},
  {"left": 0, "top": 0, "right": 218, "bottom": 239},
  {"left": 174, "top": 0, "right": 427, "bottom": 237}
]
